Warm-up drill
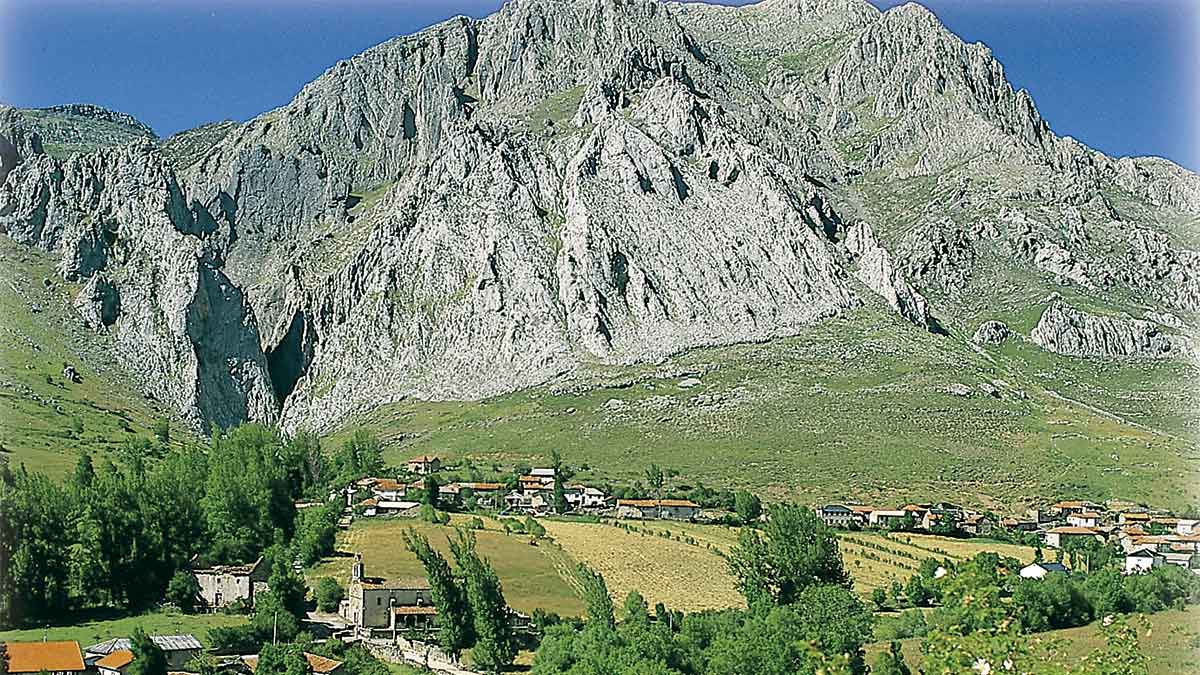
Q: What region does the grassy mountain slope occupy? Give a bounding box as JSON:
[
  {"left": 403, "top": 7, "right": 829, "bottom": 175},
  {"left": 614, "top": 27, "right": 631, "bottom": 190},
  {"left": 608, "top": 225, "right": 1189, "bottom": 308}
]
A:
[
  {"left": 0, "top": 238, "right": 186, "bottom": 476},
  {"left": 327, "top": 300, "right": 1197, "bottom": 512}
]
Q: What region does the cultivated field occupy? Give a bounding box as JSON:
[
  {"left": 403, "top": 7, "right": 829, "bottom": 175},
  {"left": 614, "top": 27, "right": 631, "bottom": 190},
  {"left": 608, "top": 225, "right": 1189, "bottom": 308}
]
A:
[
  {"left": 315, "top": 516, "right": 1043, "bottom": 621},
  {"left": 541, "top": 520, "right": 745, "bottom": 613},
  {"left": 307, "top": 517, "right": 585, "bottom": 617}
]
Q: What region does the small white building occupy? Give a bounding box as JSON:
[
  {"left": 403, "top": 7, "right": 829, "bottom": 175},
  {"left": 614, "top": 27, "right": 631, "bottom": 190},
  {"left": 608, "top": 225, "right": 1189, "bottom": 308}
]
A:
[
  {"left": 868, "top": 510, "right": 907, "bottom": 528},
  {"left": 1123, "top": 548, "right": 1164, "bottom": 575},
  {"left": 1066, "top": 512, "right": 1101, "bottom": 528},
  {"left": 1019, "top": 562, "right": 1070, "bottom": 579}
]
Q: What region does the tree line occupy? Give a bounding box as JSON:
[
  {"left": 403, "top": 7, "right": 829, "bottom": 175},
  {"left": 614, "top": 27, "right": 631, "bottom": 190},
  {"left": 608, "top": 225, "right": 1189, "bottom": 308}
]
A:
[{"left": 0, "top": 424, "right": 383, "bottom": 627}]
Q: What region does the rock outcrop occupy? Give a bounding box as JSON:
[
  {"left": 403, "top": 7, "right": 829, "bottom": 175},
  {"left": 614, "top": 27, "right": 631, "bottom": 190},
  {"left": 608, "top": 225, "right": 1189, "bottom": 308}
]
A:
[
  {"left": 972, "top": 320, "right": 1012, "bottom": 346},
  {"left": 1030, "top": 301, "right": 1179, "bottom": 358}
]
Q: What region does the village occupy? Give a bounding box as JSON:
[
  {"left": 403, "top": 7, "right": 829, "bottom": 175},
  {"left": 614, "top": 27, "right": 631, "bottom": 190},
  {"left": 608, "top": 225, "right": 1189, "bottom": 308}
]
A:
[{"left": 5, "top": 453, "right": 1198, "bottom": 675}]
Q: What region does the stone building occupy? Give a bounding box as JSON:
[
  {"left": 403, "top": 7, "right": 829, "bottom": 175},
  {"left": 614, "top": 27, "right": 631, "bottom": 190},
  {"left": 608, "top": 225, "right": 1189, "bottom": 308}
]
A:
[
  {"left": 341, "top": 554, "right": 435, "bottom": 631},
  {"left": 192, "top": 557, "right": 269, "bottom": 609}
]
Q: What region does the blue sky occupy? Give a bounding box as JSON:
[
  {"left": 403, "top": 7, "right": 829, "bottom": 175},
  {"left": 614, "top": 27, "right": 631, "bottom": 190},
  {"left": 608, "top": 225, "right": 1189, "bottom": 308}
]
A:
[{"left": 1, "top": 0, "right": 1196, "bottom": 170}]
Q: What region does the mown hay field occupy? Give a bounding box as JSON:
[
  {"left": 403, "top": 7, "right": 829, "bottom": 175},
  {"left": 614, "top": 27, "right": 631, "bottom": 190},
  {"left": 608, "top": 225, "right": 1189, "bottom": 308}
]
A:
[
  {"left": 541, "top": 520, "right": 745, "bottom": 614},
  {"left": 307, "top": 516, "right": 585, "bottom": 617}
]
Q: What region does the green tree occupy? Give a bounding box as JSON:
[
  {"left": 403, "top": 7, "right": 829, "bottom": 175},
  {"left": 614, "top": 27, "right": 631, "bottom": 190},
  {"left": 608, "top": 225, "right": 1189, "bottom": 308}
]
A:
[
  {"left": 449, "top": 531, "right": 516, "bottom": 675},
  {"left": 727, "top": 504, "right": 849, "bottom": 609},
  {"left": 524, "top": 517, "right": 546, "bottom": 538},
  {"left": 423, "top": 474, "right": 440, "bottom": 509},
  {"left": 574, "top": 563, "right": 615, "bottom": 630},
  {"left": 314, "top": 577, "right": 345, "bottom": 613},
  {"left": 871, "top": 587, "right": 888, "bottom": 610},
  {"left": 201, "top": 425, "right": 295, "bottom": 563},
  {"left": 165, "top": 571, "right": 201, "bottom": 613},
  {"left": 623, "top": 590, "right": 649, "bottom": 624},
  {"left": 256, "top": 644, "right": 308, "bottom": 675},
  {"left": 644, "top": 464, "right": 665, "bottom": 500},
  {"left": 332, "top": 431, "right": 384, "bottom": 484},
  {"left": 403, "top": 530, "right": 474, "bottom": 660},
  {"left": 734, "top": 491, "right": 762, "bottom": 525},
  {"left": 791, "top": 585, "right": 874, "bottom": 672},
  {"left": 871, "top": 642, "right": 910, "bottom": 675},
  {"left": 153, "top": 417, "right": 171, "bottom": 444},
  {"left": 73, "top": 454, "right": 95, "bottom": 490},
  {"left": 128, "top": 627, "right": 167, "bottom": 675}
]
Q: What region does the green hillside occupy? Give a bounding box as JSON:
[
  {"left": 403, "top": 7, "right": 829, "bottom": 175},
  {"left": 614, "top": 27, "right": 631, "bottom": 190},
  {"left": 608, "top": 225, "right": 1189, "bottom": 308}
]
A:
[{"left": 327, "top": 301, "right": 1198, "bottom": 512}]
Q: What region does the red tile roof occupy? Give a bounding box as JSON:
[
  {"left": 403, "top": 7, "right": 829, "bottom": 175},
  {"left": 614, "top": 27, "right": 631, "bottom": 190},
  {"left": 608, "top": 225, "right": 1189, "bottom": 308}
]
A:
[
  {"left": 95, "top": 650, "right": 135, "bottom": 670},
  {"left": 5, "top": 641, "right": 86, "bottom": 673}
]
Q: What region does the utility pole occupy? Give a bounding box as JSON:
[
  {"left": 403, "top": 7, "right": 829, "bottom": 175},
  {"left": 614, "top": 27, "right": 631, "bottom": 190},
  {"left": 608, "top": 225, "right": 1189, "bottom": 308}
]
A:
[{"left": 273, "top": 610, "right": 278, "bottom": 645}]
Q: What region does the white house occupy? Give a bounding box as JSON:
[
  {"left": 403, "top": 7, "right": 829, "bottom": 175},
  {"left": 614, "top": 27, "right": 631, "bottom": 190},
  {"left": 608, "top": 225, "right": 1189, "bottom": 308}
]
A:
[
  {"left": 1123, "top": 548, "right": 1164, "bottom": 575},
  {"left": 868, "top": 510, "right": 907, "bottom": 528},
  {"left": 1067, "top": 512, "right": 1102, "bottom": 528},
  {"left": 1019, "top": 562, "right": 1070, "bottom": 579},
  {"left": 565, "top": 485, "right": 610, "bottom": 510}
]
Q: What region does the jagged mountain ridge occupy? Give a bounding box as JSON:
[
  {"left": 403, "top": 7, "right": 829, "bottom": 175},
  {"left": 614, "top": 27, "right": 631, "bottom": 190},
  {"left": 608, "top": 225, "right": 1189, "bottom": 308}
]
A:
[{"left": 1, "top": 0, "right": 1197, "bottom": 435}]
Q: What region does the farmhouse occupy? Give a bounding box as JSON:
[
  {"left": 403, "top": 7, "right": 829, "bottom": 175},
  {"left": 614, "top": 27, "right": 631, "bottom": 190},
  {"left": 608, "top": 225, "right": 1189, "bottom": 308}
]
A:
[
  {"left": 406, "top": 456, "right": 441, "bottom": 475},
  {"left": 369, "top": 479, "right": 407, "bottom": 501},
  {"left": 1043, "top": 526, "right": 1103, "bottom": 549},
  {"left": 1066, "top": 511, "right": 1101, "bottom": 528},
  {"left": 960, "top": 515, "right": 994, "bottom": 537},
  {"left": 342, "top": 554, "right": 435, "bottom": 631},
  {"left": 867, "top": 510, "right": 907, "bottom": 528},
  {"left": 819, "top": 504, "right": 854, "bottom": 528},
  {"left": 616, "top": 498, "right": 700, "bottom": 521},
  {"left": 567, "top": 485, "right": 611, "bottom": 510},
  {"left": 1124, "top": 548, "right": 1165, "bottom": 575},
  {"left": 94, "top": 650, "right": 133, "bottom": 675},
  {"left": 3, "top": 641, "right": 87, "bottom": 675},
  {"left": 86, "top": 635, "right": 202, "bottom": 670},
  {"left": 192, "top": 557, "right": 269, "bottom": 609},
  {"left": 1019, "top": 561, "right": 1069, "bottom": 579}
]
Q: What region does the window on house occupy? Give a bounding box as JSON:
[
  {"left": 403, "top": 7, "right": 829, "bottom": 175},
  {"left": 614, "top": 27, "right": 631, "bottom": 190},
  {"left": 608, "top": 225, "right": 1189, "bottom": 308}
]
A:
[{"left": 376, "top": 597, "right": 381, "bottom": 605}]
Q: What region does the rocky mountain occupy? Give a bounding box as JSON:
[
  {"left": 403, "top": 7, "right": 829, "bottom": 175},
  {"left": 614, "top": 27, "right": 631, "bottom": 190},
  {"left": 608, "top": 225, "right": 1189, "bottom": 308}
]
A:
[
  {"left": 4, "top": 103, "right": 157, "bottom": 158},
  {"left": 1, "top": 0, "right": 1197, "bottom": 439}
]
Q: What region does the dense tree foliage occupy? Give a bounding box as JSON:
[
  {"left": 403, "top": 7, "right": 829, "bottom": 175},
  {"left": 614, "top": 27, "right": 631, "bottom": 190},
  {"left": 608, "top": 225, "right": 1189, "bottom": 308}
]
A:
[
  {"left": 314, "top": 577, "right": 345, "bottom": 613},
  {"left": 128, "top": 627, "right": 167, "bottom": 675},
  {"left": 0, "top": 422, "right": 331, "bottom": 628},
  {"left": 727, "top": 505, "right": 849, "bottom": 609}
]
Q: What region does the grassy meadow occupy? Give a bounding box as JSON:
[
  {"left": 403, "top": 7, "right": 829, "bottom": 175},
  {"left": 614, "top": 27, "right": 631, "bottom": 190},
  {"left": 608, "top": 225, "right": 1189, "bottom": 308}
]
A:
[
  {"left": 327, "top": 303, "right": 1198, "bottom": 513},
  {"left": 0, "top": 609, "right": 247, "bottom": 646}
]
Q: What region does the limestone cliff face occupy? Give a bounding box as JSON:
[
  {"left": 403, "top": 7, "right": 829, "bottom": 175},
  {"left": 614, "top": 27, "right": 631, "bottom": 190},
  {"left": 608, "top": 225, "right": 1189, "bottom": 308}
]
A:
[
  {"left": 1, "top": 0, "right": 1197, "bottom": 432},
  {"left": 1030, "top": 300, "right": 1186, "bottom": 359},
  {"left": 0, "top": 139, "right": 277, "bottom": 429}
]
